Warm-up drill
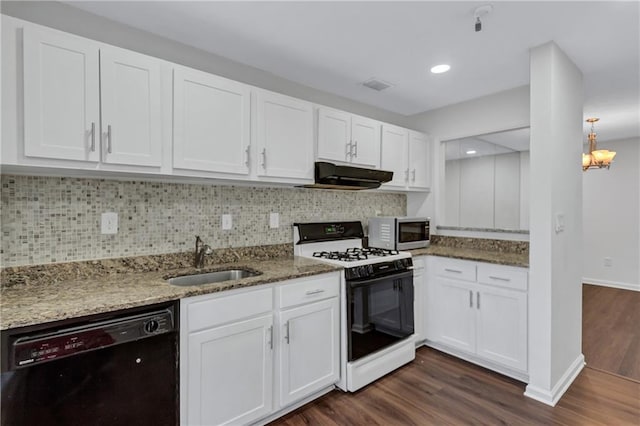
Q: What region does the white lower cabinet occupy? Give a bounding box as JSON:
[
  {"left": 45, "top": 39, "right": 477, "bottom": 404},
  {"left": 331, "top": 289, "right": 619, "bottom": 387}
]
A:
[
  {"left": 278, "top": 298, "right": 339, "bottom": 407},
  {"left": 426, "top": 257, "right": 528, "bottom": 379},
  {"left": 181, "top": 272, "right": 340, "bottom": 426},
  {"left": 187, "top": 314, "right": 274, "bottom": 426},
  {"left": 412, "top": 256, "right": 426, "bottom": 344}
]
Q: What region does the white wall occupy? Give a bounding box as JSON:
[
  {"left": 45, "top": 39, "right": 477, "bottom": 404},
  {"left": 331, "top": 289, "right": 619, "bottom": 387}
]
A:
[
  {"left": 0, "top": 1, "right": 411, "bottom": 128},
  {"left": 582, "top": 137, "right": 640, "bottom": 291},
  {"left": 526, "top": 42, "right": 584, "bottom": 406}
]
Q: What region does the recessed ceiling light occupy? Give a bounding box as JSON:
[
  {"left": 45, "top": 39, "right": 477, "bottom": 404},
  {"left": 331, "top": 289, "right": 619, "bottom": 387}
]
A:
[
  {"left": 466, "top": 150, "right": 477, "bottom": 155},
  {"left": 430, "top": 64, "right": 451, "bottom": 74}
]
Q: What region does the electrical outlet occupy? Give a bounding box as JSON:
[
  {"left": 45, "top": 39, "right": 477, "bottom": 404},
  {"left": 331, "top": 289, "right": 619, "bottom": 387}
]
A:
[
  {"left": 222, "top": 214, "right": 232, "bottom": 230},
  {"left": 101, "top": 212, "right": 118, "bottom": 235},
  {"left": 604, "top": 257, "right": 613, "bottom": 267},
  {"left": 269, "top": 212, "right": 279, "bottom": 229}
]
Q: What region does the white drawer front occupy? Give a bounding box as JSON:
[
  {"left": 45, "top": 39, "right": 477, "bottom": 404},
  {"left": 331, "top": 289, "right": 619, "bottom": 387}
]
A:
[
  {"left": 433, "top": 258, "right": 477, "bottom": 282},
  {"left": 477, "top": 264, "right": 528, "bottom": 291},
  {"left": 278, "top": 272, "right": 340, "bottom": 309},
  {"left": 186, "top": 287, "right": 273, "bottom": 332}
]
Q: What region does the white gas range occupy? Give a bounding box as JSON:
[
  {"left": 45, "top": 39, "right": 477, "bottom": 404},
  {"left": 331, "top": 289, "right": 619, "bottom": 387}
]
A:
[{"left": 293, "top": 221, "right": 416, "bottom": 392}]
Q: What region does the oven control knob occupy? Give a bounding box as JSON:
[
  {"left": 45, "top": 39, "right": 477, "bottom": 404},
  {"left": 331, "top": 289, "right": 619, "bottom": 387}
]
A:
[{"left": 144, "top": 319, "right": 159, "bottom": 334}]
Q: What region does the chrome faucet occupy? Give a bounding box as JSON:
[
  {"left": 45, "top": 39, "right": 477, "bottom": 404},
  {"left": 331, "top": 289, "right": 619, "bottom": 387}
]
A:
[{"left": 194, "top": 235, "right": 213, "bottom": 268}]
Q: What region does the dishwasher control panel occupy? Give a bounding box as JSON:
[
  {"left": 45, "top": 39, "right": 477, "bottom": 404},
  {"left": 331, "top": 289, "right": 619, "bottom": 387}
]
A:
[{"left": 10, "top": 309, "right": 174, "bottom": 369}]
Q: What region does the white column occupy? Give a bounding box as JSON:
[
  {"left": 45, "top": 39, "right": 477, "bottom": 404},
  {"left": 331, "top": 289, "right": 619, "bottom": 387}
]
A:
[{"left": 525, "top": 42, "right": 585, "bottom": 406}]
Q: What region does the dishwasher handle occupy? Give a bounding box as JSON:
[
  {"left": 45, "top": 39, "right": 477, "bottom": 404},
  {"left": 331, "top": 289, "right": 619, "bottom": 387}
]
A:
[{"left": 9, "top": 308, "right": 175, "bottom": 370}]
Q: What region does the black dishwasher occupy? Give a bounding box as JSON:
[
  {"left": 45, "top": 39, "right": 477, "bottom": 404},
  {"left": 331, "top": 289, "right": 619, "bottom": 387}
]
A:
[{"left": 1, "top": 301, "right": 178, "bottom": 426}]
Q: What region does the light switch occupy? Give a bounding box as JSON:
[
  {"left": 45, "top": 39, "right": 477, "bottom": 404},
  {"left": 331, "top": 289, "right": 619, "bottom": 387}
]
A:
[
  {"left": 269, "top": 212, "right": 279, "bottom": 229},
  {"left": 101, "top": 212, "right": 118, "bottom": 234},
  {"left": 222, "top": 214, "right": 233, "bottom": 230}
]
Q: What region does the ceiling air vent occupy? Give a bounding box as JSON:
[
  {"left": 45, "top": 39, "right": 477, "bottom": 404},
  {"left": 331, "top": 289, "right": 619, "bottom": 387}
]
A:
[{"left": 362, "top": 78, "right": 393, "bottom": 92}]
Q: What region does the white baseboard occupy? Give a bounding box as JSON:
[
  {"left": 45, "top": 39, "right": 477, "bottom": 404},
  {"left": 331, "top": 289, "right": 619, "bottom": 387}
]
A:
[
  {"left": 524, "top": 353, "right": 585, "bottom": 407},
  {"left": 582, "top": 278, "right": 640, "bottom": 292}
]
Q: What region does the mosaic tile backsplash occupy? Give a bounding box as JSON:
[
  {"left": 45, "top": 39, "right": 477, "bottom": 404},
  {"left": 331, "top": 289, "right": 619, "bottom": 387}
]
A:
[{"left": 1, "top": 175, "right": 406, "bottom": 267}]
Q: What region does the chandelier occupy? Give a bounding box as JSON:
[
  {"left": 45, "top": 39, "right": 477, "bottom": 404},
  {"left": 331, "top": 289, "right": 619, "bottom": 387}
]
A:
[{"left": 582, "top": 118, "right": 616, "bottom": 171}]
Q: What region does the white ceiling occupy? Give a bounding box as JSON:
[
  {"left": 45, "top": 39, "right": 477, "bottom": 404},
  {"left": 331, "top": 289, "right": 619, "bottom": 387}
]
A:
[{"left": 65, "top": 1, "right": 639, "bottom": 142}]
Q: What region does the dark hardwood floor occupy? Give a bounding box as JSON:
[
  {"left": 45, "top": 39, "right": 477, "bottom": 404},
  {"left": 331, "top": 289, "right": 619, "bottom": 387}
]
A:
[
  {"left": 583, "top": 284, "right": 640, "bottom": 381},
  {"left": 270, "top": 347, "right": 640, "bottom": 425}
]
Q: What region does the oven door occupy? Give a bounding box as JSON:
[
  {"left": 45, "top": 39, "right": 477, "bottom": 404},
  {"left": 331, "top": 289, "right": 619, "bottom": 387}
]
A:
[{"left": 347, "top": 270, "right": 414, "bottom": 362}]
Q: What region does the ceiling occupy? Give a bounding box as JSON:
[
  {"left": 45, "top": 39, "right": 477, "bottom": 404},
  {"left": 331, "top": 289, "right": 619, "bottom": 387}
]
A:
[{"left": 65, "top": 1, "right": 639, "bottom": 142}]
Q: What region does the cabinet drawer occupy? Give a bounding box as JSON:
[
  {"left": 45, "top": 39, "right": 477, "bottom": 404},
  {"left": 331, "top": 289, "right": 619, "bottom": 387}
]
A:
[
  {"left": 278, "top": 273, "right": 340, "bottom": 309},
  {"left": 186, "top": 287, "right": 273, "bottom": 332},
  {"left": 433, "top": 258, "right": 476, "bottom": 282},
  {"left": 477, "top": 264, "right": 528, "bottom": 291}
]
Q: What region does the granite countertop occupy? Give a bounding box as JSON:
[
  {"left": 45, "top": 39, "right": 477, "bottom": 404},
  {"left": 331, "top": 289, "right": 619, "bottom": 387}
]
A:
[
  {"left": 409, "top": 235, "right": 529, "bottom": 268},
  {"left": 0, "top": 256, "right": 340, "bottom": 331},
  {"left": 410, "top": 245, "right": 529, "bottom": 267}
]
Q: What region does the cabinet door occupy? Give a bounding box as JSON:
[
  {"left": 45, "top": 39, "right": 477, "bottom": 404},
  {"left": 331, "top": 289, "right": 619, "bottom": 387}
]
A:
[
  {"left": 173, "top": 66, "right": 250, "bottom": 175},
  {"left": 317, "top": 107, "right": 352, "bottom": 164},
  {"left": 100, "top": 47, "right": 162, "bottom": 167},
  {"left": 256, "top": 91, "right": 314, "bottom": 181},
  {"left": 279, "top": 298, "right": 339, "bottom": 407},
  {"left": 476, "top": 285, "right": 528, "bottom": 372},
  {"left": 408, "top": 131, "right": 430, "bottom": 189},
  {"left": 413, "top": 257, "right": 426, "bottom": 343},
  {"left": 23, "top": 26, "right": 100, "bottom": 162},
  {"left": 434, "top": 277, "right": 476, "bottom": 354},
  {"left": 186, "top": 314, "right": 273, "bottom": 426},
  {"left": 380, "top": 125, "right": 408, "bottom": 187},
  {"left": 350, "top": 115, "right": 381, "bottom": 168}
]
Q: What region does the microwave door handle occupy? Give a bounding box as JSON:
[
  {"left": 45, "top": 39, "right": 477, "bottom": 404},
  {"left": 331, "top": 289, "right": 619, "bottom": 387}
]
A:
[{"left": 348, "top": 270, "right": 413, "bottom": 289}]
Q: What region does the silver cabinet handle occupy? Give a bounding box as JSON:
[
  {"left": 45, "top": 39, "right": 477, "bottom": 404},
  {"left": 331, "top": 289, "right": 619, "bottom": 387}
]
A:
[
  {"left": 284, "top": 321, "right": 290, "bottom": 344},
  {"left": 489, "top": 275, "right": 511, "bottom": 282},
  {"left": 261, "top": 148, "right": 267, "bottom": 169},
  {"left": 245, "top": 145, "right": 251, "bottom": 168},
  {"left": 305, "top": 289, "right": 325, "bottom": 295},
  {"left": 268, "top": 325, "right": 273, "bottom": 350},
  {"left": 106, "top": 125, "right": 112, "bottom": 154},
  {"left": 444, "top": 268, "right": 463, "bottom": 273},
  {"left": 346, "top": 141, "right": 353, "bottom": 159},
  {"left": 90, "top": 122, "right": 96, "bottom": 151},
  {"left": 405, "top": 169, "right": 409, "bottom": 182},
  {"left": 469, "top": 290, "right": 473, "bottom": 308},
  {"left": 412, "top": 169, "right": 416, "bottom": 182},
  {"left": 353, "top": 140, "right": 358, "bottom": 157},
  {"left": 477, "top": 291, "right": 480, "bottom": 309}
]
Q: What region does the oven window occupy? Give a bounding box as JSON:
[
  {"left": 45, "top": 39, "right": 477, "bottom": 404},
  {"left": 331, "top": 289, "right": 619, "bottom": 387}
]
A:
[
  {"left": 348, "top": 273, "right": 414, "bottom": 362},
  {"left": 397, "top": 222, "right": 428, "bottom": 243}
]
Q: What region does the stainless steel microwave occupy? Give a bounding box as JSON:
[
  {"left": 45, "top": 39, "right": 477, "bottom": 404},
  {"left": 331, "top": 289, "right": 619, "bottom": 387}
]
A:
[{"left": 368, "top": 217, "right": 430, "bottom": 250}]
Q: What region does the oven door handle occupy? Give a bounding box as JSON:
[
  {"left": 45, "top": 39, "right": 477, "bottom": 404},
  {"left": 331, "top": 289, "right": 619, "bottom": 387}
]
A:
[{"left": 348, "top": 270, "right": 413, "bottom": 289}]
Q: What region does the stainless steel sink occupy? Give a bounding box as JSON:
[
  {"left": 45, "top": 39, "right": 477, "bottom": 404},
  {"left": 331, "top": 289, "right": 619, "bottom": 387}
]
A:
[{"left": 167, "top": 269, "right": 260, "bottom": 286}]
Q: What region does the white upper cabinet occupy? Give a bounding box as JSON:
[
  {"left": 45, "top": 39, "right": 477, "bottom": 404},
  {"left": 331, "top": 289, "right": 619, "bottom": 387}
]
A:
[
  {"left": 100, "top": 47, "right": 162, "bottom": 167},
  {"left": 21, "top": 24, "right": 163, "bottom": 169},
  {"left": 381, "top": 125, "right": 431, "bottom": 191},
  {"left": 317, "top": 107, "right": 381, "bottom": 169},
  {"left": 23, "top": 25, "right": 100, "bottom": 162},
  {"left": 256, "top": 90, "right": 314, "bottom": 181},
  {"left": 380, "top": 124, "right": 409, "bottom": 187},
  {"left": 350, "top": 115, "right": 381, "bottom": 168},
  {"left": 408, "top": 131, "right": 431, "bottom": 189},
  {"left": 173, "top": 66, "right": 251, "bottom": 175}
]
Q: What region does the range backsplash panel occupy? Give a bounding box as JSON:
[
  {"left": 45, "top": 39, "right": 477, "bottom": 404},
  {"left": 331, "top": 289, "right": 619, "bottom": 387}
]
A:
[{"left": 1, "top": 175, "right": 406, "bottom": 267}]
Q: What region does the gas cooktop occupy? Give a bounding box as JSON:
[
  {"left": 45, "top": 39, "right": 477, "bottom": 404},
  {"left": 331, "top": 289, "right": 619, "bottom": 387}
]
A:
[{"left": 312, "top": 247, "right": 400, "bottom": 262}]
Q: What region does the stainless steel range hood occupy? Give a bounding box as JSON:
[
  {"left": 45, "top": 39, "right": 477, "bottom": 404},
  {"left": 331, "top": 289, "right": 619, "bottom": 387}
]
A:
[{"left": 301, "top": 162, "right": 393, "bottom": 190}]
